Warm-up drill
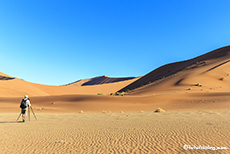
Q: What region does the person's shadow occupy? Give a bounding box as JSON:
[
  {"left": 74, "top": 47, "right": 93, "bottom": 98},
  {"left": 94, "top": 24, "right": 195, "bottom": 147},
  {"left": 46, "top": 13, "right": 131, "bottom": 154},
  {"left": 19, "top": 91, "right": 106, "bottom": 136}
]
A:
[{"left": 0, "top": 121, "right": 24, "bottom": 123}]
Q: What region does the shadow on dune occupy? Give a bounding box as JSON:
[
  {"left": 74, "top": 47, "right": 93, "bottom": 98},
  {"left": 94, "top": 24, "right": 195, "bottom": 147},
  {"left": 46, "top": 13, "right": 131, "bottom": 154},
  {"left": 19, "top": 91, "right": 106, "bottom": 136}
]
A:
[
  {"left": 203, "top": 59, "right": 230, "bottom": 73},
  {"left": 0, "top": 76, "right": 15, "bottom": 80},
  {"left": 0, "top": 121, "right": 23, "bottom": 124},
  {"left": 82, "top": 76, "right": 136, "bottom": 86},
  {"left": 65, "top": 75, "right": 136, "bottom": 86}
]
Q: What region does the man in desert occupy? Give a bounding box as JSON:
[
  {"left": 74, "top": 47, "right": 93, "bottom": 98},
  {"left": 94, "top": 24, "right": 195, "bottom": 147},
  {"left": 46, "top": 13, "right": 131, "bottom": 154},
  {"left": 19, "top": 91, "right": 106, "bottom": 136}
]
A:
[{"left": 20, "top": 95, "right": 31, "bottom": 122}]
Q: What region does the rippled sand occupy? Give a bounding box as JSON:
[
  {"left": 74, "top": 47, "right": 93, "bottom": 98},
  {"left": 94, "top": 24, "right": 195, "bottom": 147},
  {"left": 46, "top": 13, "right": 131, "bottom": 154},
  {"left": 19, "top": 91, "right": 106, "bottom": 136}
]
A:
[{"left": 0, "top": 110, "right": 229, "bottom": 154}]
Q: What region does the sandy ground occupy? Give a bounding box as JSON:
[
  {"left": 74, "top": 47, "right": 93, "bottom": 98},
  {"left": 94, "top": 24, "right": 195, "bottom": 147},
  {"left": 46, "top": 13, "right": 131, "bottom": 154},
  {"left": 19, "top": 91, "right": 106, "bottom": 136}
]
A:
[
  {"left": 0, "top": 110, "right": 229, "bottom": 154},
  {"left": 0, "top": 92, "right": 229, "bottom": 113}
]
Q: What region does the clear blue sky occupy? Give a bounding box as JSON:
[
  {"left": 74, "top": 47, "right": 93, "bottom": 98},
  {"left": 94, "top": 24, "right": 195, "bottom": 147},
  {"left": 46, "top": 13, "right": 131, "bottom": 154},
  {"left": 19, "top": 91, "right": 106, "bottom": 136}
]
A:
[{"left": 0, "top": 0, "right": 229, "bottom": 85}]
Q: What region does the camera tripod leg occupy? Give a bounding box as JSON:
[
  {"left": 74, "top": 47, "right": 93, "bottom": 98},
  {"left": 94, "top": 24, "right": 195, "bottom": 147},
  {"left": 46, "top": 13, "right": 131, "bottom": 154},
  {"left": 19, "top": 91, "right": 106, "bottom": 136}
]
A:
[
  {"left": 30, "top": 106, "right": 37, "bottom": 120},
  {"left": 28, "top": 107, "right": 30, "bottom": 121},
  {"left": 16, "top": 113, "right": 22, "bottom": 121}
]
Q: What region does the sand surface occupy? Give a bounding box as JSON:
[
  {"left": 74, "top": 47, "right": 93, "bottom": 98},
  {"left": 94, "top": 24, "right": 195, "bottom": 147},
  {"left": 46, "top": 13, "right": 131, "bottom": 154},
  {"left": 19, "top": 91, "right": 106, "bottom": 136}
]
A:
[
  {"left": 0, "top": 91, "right": 229, "bottom": 113},
  {"left": 0, "top": 110, "right": 229, "bottom": 154}
]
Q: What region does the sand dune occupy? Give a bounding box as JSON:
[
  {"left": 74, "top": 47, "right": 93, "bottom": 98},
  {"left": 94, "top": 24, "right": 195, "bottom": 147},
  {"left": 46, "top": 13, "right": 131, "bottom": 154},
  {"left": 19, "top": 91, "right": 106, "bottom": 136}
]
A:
[
  {"left": 1, "top": 46, "right": 230, "bottom": 100},
  {"left": 31, "top": 77, "right": 139, "bottom": 96},
  {"left": 0, "top": 46, "right": 230, "bottom": 112},
  {"left": 118, "top": 46, "right": 230, "bottom": 95},
  {"left": 0, "top": 78, "right": 49, "bottom": 97},
  {"left": 0, "top": 74, "right": 139, "bottom": 97},
  {"left": 65, "top": 75, "right": 136, "bottom": 86}
]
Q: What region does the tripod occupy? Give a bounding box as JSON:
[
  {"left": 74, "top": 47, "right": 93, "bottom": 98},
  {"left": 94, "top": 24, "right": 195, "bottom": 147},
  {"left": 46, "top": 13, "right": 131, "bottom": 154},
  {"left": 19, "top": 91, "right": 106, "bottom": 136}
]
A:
[{"left": 16, "top": 106, "right": 37, "bottom": 121}]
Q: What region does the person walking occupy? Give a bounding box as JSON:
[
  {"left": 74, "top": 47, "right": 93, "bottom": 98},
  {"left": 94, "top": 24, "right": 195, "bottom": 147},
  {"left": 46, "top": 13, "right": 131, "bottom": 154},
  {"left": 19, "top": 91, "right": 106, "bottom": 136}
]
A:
[{"left": 20, "top": 95, "right": 31, "bottom": 122}]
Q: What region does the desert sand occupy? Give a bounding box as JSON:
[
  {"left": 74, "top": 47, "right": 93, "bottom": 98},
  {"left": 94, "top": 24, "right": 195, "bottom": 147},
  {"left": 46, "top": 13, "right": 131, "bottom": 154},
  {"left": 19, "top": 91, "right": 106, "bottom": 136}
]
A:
[
  {"left": 0, "top": 110, "right": 229, "bottom": 154},
  {"left": 0, "top": 46, "right": 230, "bottom": 153}
]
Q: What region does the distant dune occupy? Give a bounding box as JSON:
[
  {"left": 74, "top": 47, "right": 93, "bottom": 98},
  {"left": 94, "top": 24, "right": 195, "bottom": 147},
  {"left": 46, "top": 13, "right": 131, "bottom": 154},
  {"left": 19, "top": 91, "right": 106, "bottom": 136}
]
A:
[
  {"left": 65, "top": 75, "right": 136, "bottom": 86},
  {"left": 0, "top": 73, "right": 139, "bottom": 97},
  {"left": 31, "top": 77, "right": 139, "bottom": 96}
]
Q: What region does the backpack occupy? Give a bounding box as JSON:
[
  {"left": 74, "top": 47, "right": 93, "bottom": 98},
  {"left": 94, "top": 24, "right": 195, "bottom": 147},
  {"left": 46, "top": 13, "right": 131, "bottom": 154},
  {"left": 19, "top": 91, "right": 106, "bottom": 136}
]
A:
[{"left": 20, "top": 99, "right": 28, "bottom": 109}]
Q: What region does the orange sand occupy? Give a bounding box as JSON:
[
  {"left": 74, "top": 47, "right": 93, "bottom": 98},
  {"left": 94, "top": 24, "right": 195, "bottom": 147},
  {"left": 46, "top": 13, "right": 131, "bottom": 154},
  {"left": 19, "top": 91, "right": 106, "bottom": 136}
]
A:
[{"left": 0, "top": 111, "right": 229, "bottom": 153}]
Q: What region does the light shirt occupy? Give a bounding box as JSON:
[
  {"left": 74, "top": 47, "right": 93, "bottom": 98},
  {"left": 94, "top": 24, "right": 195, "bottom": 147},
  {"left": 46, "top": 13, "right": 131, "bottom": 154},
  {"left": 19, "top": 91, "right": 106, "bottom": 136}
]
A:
[{"left": 24, "top": 98, "right": 31, "bottom": 107}]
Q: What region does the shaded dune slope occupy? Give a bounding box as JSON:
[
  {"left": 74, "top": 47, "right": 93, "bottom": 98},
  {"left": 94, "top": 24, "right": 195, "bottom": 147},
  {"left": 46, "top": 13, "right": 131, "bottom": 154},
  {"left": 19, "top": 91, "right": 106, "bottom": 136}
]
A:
[
  {"left": 0, "top": 72, "right": 15, "bottom": 80},
  {"left": 31, "top": 77, "right": 139, "bottom": 96},
  {"left": 118, "top": 46, "right": 230, "bottom": 95},
  {"left": 65, "top": 75, "right": 136, "bottom": 86}
]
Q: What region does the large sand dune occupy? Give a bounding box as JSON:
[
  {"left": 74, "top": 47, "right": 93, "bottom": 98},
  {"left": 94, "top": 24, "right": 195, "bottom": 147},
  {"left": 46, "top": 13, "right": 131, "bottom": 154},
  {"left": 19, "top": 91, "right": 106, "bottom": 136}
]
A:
[{"left": 118, "top": 46, "right": 230, "bottom": 95}]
